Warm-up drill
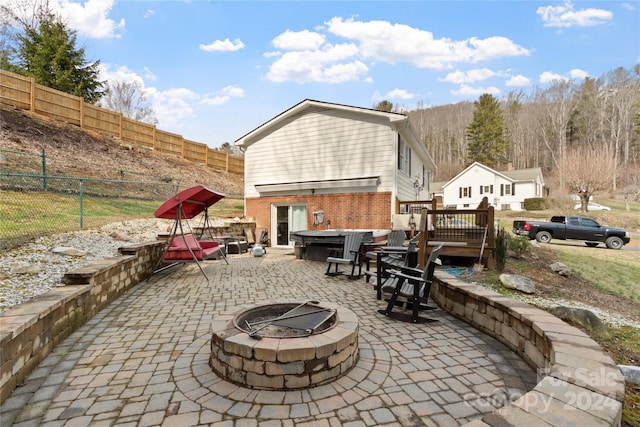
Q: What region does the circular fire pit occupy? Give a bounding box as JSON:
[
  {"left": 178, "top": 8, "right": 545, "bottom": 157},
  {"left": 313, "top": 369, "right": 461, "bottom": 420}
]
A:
[{"left": 210, "top": 301, "right": 359, "bottom": 390}]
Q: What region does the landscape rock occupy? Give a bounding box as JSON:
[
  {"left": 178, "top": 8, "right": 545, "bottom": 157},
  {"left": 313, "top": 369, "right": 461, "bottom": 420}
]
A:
[
  {"left": 618, "top": 365, "right": 640, "bottom": 385},
  {"left": 110, "top": 231, "right": 131, "bottom": 241},
  {"left": 549, "top": 261, "right": 571, "bottom": 276},
  {"left": 499, "top": 274, "right": 536, "bottom": 294},
  {"left": 52, "top": 247, "right": 88, "bottom": 257},
  {"left": 549, "top": 306, "right": 611, "bottom": 338},
  {"left": 10, "top": 262, "right": 40, "bottom": 275}
]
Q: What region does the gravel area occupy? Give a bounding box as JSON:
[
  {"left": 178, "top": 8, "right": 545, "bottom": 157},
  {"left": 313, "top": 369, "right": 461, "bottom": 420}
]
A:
[
  {"left": 0, "top": 218, "right": 172, "bottom": 312},
  {"left": 1, "top": 219, "right": 638, "bottom": 330}
]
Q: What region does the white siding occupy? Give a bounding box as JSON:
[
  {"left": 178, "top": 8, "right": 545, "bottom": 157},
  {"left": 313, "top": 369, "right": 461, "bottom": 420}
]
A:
[
  {"left": 396, "top": 147, "right": 428, "bottom": 201},
  {"left": 244, "top": 112, "right": 396, "bottom": 198},
  {"left": 443, "top": 164, "right": 542, "bottom": 210}
]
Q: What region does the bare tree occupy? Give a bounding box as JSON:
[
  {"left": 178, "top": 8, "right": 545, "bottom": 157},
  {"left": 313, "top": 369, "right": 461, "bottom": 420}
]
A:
[
  {"left": 562, "top": 146, "right": 616, "bottom": 211},
  {"left": 99, "top": 79, "right": 157, "bottom": 124},
  {"left": 620, "top": 163, "right": 640, "bottom": 210},
  {"left": 534, "top": 80, "right": 578, "bottom": 189}
]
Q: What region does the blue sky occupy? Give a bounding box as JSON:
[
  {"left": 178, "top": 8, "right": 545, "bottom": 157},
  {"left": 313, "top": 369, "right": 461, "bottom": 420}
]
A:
[{"left": 17, "top": 0, "right": 640, "bottom": 149}]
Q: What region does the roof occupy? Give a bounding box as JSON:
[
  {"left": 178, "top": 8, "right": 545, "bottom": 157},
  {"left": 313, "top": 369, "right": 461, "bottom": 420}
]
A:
[
  {"left": 234, "top": 99, "right": 436, "bottom": 171},
  {"left": 502, "top": 167, "right": 543, "bottom": 182}
]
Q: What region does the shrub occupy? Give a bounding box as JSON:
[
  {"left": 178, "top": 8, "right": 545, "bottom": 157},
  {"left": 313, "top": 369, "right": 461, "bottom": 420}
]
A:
[
  {"left": 524, "top": 197, "right": 548, "bottom": 210},
  {"left": 508, "top": 235, "right": 533, "bottom": 258}
]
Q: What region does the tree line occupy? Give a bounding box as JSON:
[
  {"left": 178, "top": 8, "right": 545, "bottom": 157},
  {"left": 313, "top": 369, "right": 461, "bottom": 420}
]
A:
[{"left": 391, "top": 66, "right": 639, "bottom": 206}]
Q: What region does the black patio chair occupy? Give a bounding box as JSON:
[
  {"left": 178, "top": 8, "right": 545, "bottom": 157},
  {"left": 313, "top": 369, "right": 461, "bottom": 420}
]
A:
[{"left": 378, "top": 244, "right": 443, "bottom": 323}]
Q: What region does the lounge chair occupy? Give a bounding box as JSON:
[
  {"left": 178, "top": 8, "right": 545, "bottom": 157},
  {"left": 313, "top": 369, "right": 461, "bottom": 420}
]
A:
[
  {"left": 325, "top": 232, "right": 363, "bottom": 279},
  {"left": 378, "top": 244, "right": 443, "bottom": 323},
  {"left": 364, "top": 230, "right": 409, "bottom": 283}
]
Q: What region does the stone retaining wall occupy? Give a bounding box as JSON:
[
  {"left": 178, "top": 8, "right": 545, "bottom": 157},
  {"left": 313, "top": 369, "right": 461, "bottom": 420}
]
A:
[
  {"left": 431, "top": 272, "right": 625, "bottom": 427},
  {"left": 0, "top": 246, "right": 627, "bottom": 427},
  {"left": 0, "top": 241, "right": 165, "bottom": 403}
]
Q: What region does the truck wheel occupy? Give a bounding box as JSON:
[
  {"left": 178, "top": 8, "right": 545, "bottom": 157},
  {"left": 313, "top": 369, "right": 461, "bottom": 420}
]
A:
[
  {"left": 585, "top": 242, "right": 599, "bottom": 248},
  {"left": 605, "top": 236, "right": 624, "bottom": 250},
  {"left": 535, "top": 231, "right": 552, "bottom": 244}
]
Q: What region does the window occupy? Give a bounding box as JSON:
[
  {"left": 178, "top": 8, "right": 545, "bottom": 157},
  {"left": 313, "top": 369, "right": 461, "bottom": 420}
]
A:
[
  {"left": 460, "top": 186, "right": 472, "bottom": 198},
  {"left": 504, "top": 185, "right": 511, "bottom": 195},
  {"left": 397, "top": 136, "right": 411, "bottom": 174}
]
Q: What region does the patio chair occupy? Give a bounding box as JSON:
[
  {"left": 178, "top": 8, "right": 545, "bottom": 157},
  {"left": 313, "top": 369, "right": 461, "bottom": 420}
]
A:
[
  {"left": 325, "top": 232, "right": 364, "bottom": 279},
  {"left": 378, "top": 244, "right": 443, "bottom": 323},
  {"left": 364, "top": 230, "right": 404, "bottom": 283},
  {"left": 366, "top": 232, "right": 420, "bottom": 286}
]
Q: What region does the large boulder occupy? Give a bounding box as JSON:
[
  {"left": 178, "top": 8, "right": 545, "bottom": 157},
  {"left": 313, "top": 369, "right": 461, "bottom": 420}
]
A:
[
  {"left": 549, "top": 306, "right": 611, "bottom": 339},
  {"left": 549, "top": 261, "right": 571, "bottom": 276},
  {"left": 499, "top": 274, "right": 536, "bottom": 294}
]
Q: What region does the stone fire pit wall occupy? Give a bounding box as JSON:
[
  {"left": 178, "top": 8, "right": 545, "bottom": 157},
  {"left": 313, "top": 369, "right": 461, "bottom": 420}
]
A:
[{"left": 210, "top": 302, "right": 359, "bottom": 390}]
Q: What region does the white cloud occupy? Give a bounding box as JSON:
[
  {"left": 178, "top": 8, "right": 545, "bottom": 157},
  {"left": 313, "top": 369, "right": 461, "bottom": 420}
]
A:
[
  {"left": 441, "top": 68, "right": 498, "bottom": 84},
  {"left": 57, "top": 0, "right": 125, "bottom": 38},
  {"left": 264, "top": 17, "right": 529, "bottom": 84},
  {"left": 144, "top": 9, "right": 155, "bottom": 19},
  {"left": 201, "top": 85, "right": 244, "bottom": 106},
  {"left": 272, "top": 29, "right": 326, "bottom": 50},
  {"left": 539, "top": 71, "right": 569, "bottom": 83},
  {"left": 621, "top": 3, "right": 636, "bottom": 11},
  {"left": 538, "top": 69, "right": 588, "bottom": 84},
  {"left": 266, "top": 43, "right": 368, "bottom": 83},
  {"left": 325, "top": 17, "right": 529, "bottom": 69},
  {"left": 506, "top": 75, "right": 531, "bottom": 87},
  {"left": 451, "top": 84, "right": 500, "bottom": 97},
  {"left": 569, "top": 68, "right": 589, "bottom": 79},
  {"left": 199, "top": 38, "right": 245, "bottom": 52},
  {"left": 143, "top": 67, "right": 158, "bottom": 81},
  {"left": 537, "top": 1, "right": 613, "bottom": 28},
  {"left": 384, "top": 89, "right": 416, "bottom": 100}
]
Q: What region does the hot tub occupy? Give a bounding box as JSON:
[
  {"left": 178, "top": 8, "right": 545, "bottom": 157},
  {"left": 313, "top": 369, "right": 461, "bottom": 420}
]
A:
[{"left": 290, "top": 229, "right": 391, "bottom": 261}]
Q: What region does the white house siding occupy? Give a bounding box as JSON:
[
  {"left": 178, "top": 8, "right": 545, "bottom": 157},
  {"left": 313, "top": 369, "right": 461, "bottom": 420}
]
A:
[
  {"left": 443, "top": 163, "right": 544, "bottom": 211},
  {"left": 244, "top": 111, "right": 396, "bottom": 199},
  {"left": 396, "top": 147, "right": 429, "bottom": 202}
]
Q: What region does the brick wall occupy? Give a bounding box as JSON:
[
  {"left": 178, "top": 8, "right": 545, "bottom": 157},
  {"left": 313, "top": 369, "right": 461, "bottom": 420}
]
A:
[{"left": 246, "top": 192, "right": 392, "bottom": 231}]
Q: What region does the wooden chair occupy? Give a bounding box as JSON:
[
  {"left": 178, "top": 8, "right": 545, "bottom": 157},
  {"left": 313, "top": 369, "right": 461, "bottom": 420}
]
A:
[
  {"left": 325, "top": 232, "right": 363, "bottom": 279},
  {"left": 378, "top": 244, "right": 443, "bottom": 323}
]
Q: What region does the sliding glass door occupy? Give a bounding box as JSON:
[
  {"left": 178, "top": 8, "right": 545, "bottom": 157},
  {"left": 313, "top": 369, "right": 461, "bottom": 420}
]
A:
[{"left": 272, "top": 204, "right": 307, "bottom": 247}]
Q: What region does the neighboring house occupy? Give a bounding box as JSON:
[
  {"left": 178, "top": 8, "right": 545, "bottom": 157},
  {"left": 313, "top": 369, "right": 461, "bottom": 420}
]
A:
[
  {"left": 441, "top": 162, "right": 545, "bottom": 211},
  {"left": 234, "top": 99, "right": 436, "bottom": 247}
]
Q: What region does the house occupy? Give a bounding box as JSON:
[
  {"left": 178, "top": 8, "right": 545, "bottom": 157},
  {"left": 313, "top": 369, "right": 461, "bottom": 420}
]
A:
[
  {"left": 234, "top": 99, "right": 436, "bottom": 248},
  {"left": 441, "top": 162, "right": 545, "bottom": 211}
]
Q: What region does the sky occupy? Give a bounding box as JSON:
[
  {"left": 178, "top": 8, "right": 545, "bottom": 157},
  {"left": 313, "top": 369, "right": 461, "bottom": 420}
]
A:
[{"left": 12, "top": 0, "right": 640, "bottom": 149}]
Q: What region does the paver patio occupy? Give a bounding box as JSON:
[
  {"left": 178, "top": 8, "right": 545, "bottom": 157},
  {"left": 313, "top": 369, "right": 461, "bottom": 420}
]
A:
[{"left": 1, "top": 248, "right": 537, "bottom": 426}]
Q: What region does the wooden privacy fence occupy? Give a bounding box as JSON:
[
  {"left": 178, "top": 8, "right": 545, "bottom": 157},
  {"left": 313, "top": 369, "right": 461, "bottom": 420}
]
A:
[{"left": 0, "top": 69, "right": 244, "bottom": 175}]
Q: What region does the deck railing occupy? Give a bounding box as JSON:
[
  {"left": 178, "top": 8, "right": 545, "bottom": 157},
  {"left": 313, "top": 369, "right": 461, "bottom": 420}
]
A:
[{"left": 414, "top": 197, "right": 495, "bottom": 269}]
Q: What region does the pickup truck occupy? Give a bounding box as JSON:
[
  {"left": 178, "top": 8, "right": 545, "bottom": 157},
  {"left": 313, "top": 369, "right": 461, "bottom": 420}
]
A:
[{"left": 512, "top": 216, "right": 631, "bottom": 249}]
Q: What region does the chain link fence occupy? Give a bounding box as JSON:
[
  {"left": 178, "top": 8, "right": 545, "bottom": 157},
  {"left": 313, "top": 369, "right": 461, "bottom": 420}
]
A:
[{"left": 0, "top": 147, "right": 184, "bottom": 250}]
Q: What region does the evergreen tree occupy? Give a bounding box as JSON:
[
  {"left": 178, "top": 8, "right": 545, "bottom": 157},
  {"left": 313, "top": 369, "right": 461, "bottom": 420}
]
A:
[
  {"left": 15, "top": 13, "right": 103, "bottom": 103},
  {"left": 465, "top": 94, "right": 510, "bottom": 166},
  {"left": 374, "top": 100, "right": 395, "bottom": 112}
]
